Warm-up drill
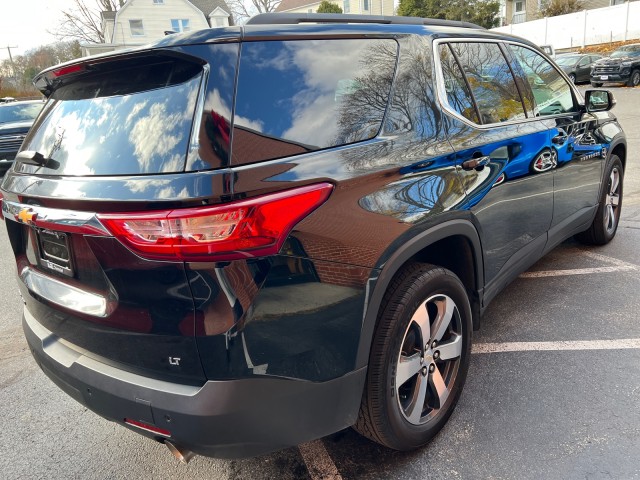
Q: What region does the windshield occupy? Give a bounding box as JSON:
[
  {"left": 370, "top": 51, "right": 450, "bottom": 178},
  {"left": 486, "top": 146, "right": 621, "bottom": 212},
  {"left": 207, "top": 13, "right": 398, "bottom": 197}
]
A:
[
  {"left": 0, "top": 102, "right": 42, "bottom": 124},
  {"left": 611, "top": 48, "right": 640, "bottom": 58},
  {"left": 555, "top": 56, "right": 580, "bottom": 66}
]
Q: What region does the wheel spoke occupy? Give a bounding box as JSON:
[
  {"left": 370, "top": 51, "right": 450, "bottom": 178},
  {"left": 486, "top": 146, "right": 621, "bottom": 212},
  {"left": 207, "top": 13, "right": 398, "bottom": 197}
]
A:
[
  {"left": 429, "top": 368, "right": 450, "bottom": 409},
  {"left": 437, "top": 334, "right": 462, "bottom": 361},
  {"left": 607, "top": 204, "right": 615, "bottom": 230},
  {"left": 406, "top": 374, "right": 428, "bottom": 424},
  {"left": 610, "top": 194, "right": 619, "bottom": 207},
  {"left": 396, "top": 352, "right": 422, "bottom": 387},
  {"left": 411, "top": 300, "right": 431, "bottom": 346},
  {"left": 610, "top": 170, "right": 619, "bottom": 194},
  {"left": 430, "top": 296, "right": 455, "bottom": 343}
]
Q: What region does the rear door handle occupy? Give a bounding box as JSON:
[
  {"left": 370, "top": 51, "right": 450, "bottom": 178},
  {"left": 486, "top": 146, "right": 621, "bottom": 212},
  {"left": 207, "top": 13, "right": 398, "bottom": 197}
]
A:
[{"left": 462, "top": 156, "right": 490, "bottom": 171}]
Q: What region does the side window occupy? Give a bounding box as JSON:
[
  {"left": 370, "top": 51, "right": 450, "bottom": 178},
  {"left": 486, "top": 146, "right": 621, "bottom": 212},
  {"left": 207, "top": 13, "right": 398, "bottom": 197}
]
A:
[
  {"left": 508, "top": 45, "right": 576, "bottom": 116},
  {"left": 448, "top": 42, "right": 526, "bottom": 124},
  {"left": 233, "top": 39, "right": 397, "bottom": 165},
  {"left": 438, "top": 44, "right": 479, "bottom": 123}
]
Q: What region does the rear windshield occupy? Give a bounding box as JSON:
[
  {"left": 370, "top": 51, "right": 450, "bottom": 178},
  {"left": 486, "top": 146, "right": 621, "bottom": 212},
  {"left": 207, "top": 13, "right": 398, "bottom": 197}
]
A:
[{"left": 19, "top": 57, "right": 202, "bottom": 176}]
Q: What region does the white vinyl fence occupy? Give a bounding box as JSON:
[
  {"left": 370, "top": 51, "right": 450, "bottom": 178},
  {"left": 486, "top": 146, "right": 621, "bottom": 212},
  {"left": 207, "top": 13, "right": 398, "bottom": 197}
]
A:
[{"left": 491, "top": 1, "right": 640, "bottom": 50}]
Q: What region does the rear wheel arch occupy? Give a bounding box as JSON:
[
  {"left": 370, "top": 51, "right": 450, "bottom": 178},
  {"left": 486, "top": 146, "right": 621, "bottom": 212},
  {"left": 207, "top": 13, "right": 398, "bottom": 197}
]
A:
[{"left": 355, "top": 219, "right": 484, "bottom": 370}]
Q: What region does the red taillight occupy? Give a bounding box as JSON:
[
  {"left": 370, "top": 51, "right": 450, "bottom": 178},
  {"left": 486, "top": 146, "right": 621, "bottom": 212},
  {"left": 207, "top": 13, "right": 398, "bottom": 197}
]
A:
[
  {"left": 98, "top": 183, "right": 333, "bottom": 262},
  {"left": 124, "top": 418, "right": 171, "bottom": 437},
  {"left": 0, "top": 191, "right": 4, "bottom": 221},
  {"left": 51, "top": 64, "right": 84, "bottom": 77}
]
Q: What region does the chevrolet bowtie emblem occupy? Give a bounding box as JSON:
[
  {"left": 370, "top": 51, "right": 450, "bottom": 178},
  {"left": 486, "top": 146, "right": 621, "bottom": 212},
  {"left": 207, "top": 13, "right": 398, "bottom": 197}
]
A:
[{"left": 17, "top": 208, "right": 37, "bottom": 224}]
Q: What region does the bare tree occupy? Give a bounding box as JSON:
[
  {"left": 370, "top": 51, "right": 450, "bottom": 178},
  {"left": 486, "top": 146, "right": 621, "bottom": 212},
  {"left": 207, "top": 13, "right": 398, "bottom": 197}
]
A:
[
  {"left": 226, "top": 0, "right": 282, "bottom": 24},
  {"left": 53, "top": 0, "right": 125, "bottom": 44}
]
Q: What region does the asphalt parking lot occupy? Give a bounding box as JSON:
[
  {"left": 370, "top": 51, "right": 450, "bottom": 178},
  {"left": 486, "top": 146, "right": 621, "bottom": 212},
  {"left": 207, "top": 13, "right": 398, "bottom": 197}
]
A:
[{"left": 1, "top": 86, "right": 639, "bottom": 480}]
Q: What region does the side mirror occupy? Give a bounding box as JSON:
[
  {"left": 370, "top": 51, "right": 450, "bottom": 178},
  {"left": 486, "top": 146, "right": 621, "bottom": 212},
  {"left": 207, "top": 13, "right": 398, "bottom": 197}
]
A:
[{"left": 585, "top": 89, "right": 616, "bottom": 112}]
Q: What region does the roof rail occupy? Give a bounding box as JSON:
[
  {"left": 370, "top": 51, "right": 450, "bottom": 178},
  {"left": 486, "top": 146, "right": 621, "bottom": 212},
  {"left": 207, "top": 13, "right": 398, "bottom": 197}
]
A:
[{"left": 245, "top": 13, "right": 484, "bottom": 30}]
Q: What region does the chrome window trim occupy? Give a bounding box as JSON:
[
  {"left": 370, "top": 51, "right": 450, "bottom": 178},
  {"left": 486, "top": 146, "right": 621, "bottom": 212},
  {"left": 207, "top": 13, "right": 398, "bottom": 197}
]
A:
[
  {"left": 186, "top": 65, "right": 210, "bottom": 168},
  {"left": 432, "top": 37, "right": 585, "bottom": 131}
]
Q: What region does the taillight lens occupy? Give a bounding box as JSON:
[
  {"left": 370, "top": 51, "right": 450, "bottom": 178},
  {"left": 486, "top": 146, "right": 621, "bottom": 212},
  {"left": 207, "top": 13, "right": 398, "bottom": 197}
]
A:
[{"left": 98, "top": 183, "right": 333, "bottom": 262}]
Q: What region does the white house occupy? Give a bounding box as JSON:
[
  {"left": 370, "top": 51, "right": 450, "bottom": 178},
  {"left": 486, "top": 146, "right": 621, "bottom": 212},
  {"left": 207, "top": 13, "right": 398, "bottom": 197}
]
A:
[
  {"left": 83, "top": 0, "right": 233, "bottom": 56},
  {"left": 275, "top": 0, "right": 395, "bottom": 16}
]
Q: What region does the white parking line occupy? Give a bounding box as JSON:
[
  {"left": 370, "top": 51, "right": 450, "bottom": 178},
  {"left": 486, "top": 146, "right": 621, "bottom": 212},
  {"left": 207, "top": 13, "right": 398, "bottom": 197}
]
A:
[
  {"left": 579, "top": 250, "right": 638, "bottom": 268},
  {"left": 519, "top": 249, "right": 639, "bottom": 278},
  {"left": 472, "top": 338, "right": 640, "bottom": 354},
  {"left": 299, "top": 440, "right": 343, "bottom": 480},
  {"left": 520, "top": 265, "right": 636, "bottom": 277}
]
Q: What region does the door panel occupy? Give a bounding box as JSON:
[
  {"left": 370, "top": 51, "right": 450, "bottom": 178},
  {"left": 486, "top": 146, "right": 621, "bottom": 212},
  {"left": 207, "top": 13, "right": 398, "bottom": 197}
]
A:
[
  {"left": 438, "top": 41, "right": 554, "bottom": 286},
  {"left": 450, "top": 120, "right": 554, "bottom": 282},
  {"left": 542, "top": 115, "right": 606, "bottom": 228}
]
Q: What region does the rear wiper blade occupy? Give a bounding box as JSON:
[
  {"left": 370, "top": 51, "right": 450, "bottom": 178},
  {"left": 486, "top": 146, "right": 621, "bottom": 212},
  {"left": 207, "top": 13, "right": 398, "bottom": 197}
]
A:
[{"left": 15, "top": 150, "right": 60, "bottom": 169}]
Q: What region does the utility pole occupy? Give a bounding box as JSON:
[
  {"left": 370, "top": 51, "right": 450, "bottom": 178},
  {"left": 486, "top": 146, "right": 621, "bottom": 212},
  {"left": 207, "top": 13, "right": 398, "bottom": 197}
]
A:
[
  {"left": 5, "top": 45, "right": 18, "bottom": 77},
  {"left": 6, "top": 45, "right": 18, "bottom": 63}
]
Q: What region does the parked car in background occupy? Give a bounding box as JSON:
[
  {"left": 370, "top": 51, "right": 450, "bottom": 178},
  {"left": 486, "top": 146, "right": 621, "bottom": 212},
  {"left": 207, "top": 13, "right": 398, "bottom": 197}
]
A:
[
  {"left": 591, "top": 43, "right": 640, "bottom": 87},
  {"left": 0, "top": 100, "right": 43, "bottom": 175},
  {"left": 0, "top": 97, "right": 17, "bottom": 103},
  {"left": 556, "top": 53, "right": 603, "bottom": 83},
  {"left": 0, "top": 13, "right": 626, "bottom": 462}
]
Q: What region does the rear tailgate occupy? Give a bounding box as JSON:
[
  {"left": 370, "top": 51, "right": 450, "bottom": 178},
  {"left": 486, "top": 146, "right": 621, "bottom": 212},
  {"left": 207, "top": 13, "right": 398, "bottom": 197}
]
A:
[{"left": 1, "top": 44, "right": 240, "bottom": 384}]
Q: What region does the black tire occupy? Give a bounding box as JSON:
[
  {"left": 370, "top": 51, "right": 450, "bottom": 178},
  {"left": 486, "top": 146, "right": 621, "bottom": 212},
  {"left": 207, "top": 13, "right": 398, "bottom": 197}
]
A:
[
  {"left": 575, "top": 155, "right": 623, "bottom": 245},
  {"left": 591, "top": 81, "right": 603, "bottom": 87},
  {"left": 568, "top": 73, "right": 576, "bottom": 84},
  {"left": 354, "top": 263, "right": 472, "bottom": 451},
  {"left": 627, "top": 69, "right": 640, "bottom": 87}
]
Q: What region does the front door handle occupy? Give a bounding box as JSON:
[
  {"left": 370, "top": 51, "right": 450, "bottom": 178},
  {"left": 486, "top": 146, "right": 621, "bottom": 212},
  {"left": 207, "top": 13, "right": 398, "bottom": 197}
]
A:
[{"left": 462, "top": 156, "right": 490, "bottom": 171}]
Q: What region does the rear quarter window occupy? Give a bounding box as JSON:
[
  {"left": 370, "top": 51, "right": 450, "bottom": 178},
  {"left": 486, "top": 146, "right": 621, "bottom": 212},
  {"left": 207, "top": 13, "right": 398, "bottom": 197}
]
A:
[{"left": 232, "top": 39, "right": 398, "bottom": 165}]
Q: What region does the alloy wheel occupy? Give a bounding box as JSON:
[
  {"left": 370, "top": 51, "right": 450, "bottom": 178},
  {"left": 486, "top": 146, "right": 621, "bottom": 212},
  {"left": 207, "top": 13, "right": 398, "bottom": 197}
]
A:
[{"left": 395, "top": 294, "right": 462, "bottom": 425}]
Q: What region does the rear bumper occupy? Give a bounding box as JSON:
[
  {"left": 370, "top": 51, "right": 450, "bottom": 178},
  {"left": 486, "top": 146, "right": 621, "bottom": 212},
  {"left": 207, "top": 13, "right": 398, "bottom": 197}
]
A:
[{"left": 23, "top": 307, "right": 366, "bottom": 459}]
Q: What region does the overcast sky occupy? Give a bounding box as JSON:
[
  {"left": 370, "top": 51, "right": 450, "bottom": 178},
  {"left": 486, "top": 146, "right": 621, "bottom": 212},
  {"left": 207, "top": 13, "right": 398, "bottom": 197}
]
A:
[{"left": 0, "top": 0, "right": 71, "bottom": 61}]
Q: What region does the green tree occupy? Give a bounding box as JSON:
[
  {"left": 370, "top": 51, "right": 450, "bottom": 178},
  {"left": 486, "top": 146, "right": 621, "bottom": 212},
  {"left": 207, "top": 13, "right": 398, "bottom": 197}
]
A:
[
  {"left": 540, "top": 0, "right": 583, "bottom": 17},
  {"left": 397, "top": 0, "right": 447, "bottom": 19},
  {"left": 317, "top": 1, "right": 343, "bottom": 13},
  {"left": 397, "top": 0, "right": 501, "bottom": 29}
]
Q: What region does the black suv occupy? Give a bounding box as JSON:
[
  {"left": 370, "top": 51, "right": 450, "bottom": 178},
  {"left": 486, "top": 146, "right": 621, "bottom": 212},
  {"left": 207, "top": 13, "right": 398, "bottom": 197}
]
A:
[
  {"left": 0, "top": 13, "right": 626, "bottom": 461},
  {"left": 591, "top": 43, "right": 640, "bottom": 87},
  {"left": 0, "top": 100, "right": 43, "bottom": 176}
]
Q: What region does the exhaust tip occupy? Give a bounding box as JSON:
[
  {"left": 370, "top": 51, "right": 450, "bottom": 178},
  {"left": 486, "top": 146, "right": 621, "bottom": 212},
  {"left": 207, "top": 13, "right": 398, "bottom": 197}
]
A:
[{"left": 165, "top": 440, "right": 196, "bottom": 464}]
